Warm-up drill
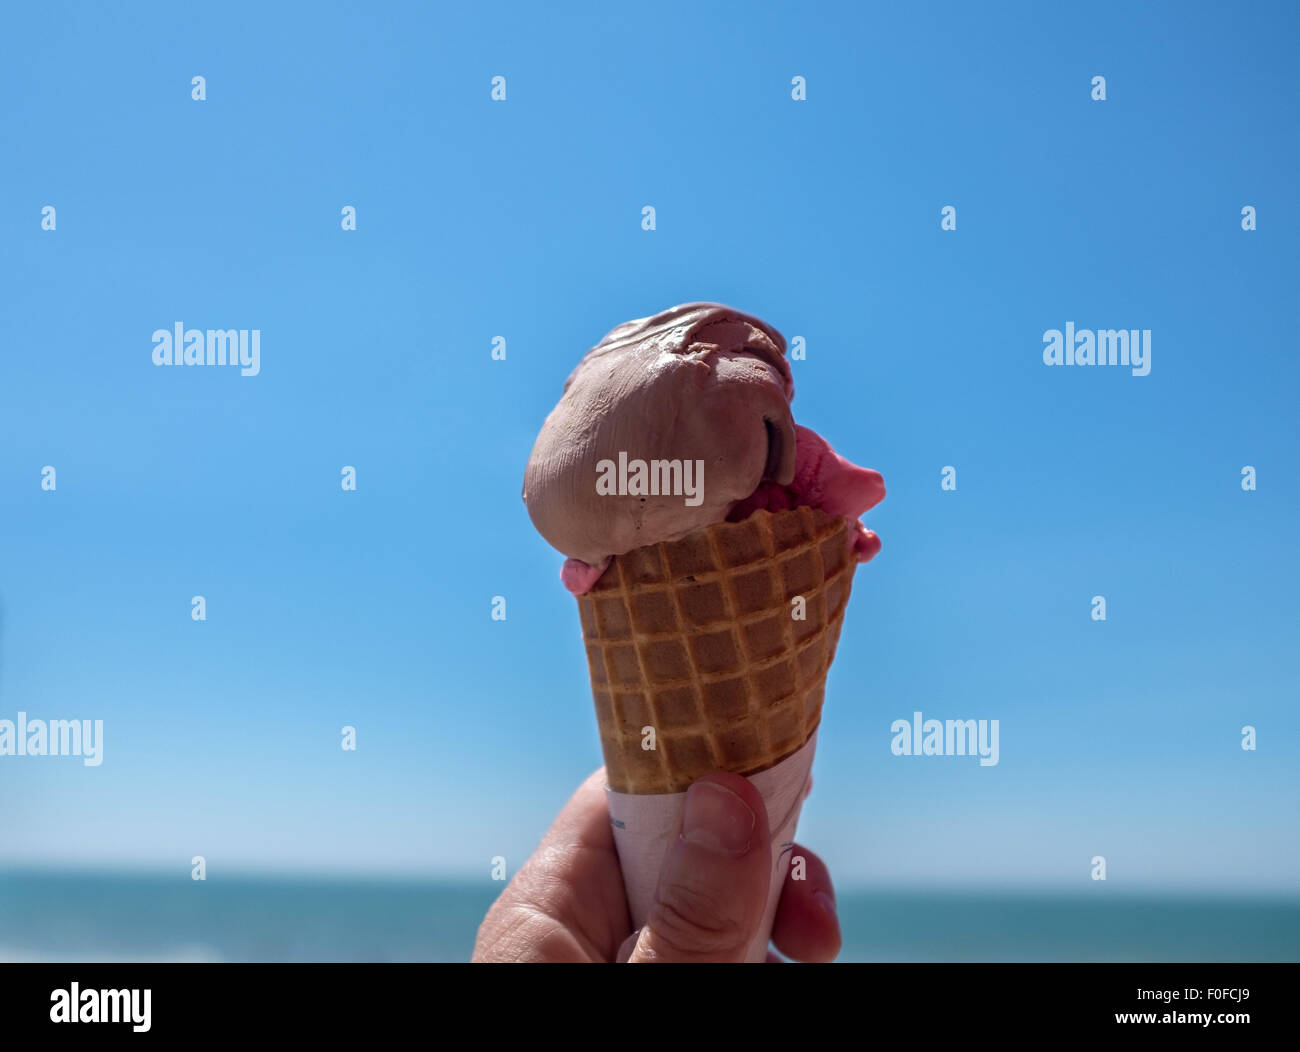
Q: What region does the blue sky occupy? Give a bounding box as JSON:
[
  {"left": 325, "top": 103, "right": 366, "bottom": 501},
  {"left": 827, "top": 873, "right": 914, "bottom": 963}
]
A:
[{"left": 1, "top": 0, "right": 1297, "bottom": 893}]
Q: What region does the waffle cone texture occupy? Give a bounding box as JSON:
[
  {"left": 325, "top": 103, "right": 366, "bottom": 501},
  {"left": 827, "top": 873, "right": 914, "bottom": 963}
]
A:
[{"left": 577, "top": 506, "right": 857, "bottom": 794}]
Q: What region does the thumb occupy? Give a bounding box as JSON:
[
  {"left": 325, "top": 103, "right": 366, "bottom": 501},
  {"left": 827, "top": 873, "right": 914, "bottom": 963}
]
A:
[{"left": 627, "top": 773, "right": 772, "bottom": 963}]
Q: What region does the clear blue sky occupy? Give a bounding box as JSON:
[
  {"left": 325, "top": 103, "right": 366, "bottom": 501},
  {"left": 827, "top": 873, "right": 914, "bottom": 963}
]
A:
[{"left": 1, "top": 0, "right": 1296, "bottom": 893}]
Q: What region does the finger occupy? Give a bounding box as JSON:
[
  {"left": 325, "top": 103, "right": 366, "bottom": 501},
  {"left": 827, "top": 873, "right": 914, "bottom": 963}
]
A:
[
  {"left": 770, "top": 843, "right": 841, "bottom": 963},
  {"left": 628, "top": 773, "right": 772, "bottom": 963},
  {"left": 473, "top": 768, "right": 628, "bottom": 962},
  {"left": 615, "top": 930, "right": 640, "bottom": 964}
]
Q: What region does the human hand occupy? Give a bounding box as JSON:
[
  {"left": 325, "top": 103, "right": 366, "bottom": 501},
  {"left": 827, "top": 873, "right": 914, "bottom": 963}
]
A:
[{"left": 472, "top": 768, "right": 841, "bottom": 963}]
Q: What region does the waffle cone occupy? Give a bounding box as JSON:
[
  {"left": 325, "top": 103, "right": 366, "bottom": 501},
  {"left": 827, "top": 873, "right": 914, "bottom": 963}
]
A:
[{"left": 577, "top": 506, "right": 857, "bottom": 794}]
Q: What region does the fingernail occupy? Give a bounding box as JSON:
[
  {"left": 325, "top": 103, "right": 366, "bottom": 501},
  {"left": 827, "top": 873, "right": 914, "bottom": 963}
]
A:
[
  {"left": 682, "top": 780, "right": 756, "bottom": 856},
  {"left": 616, "top": 929, "right": 641, "bottom": 964},
  {"left": 813, "top": 889, "right": 838, "bottom": 921}
]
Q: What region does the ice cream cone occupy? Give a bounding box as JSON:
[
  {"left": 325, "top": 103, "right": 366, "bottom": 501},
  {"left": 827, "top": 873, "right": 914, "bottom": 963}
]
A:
[
  {"left": 577, "top": 505, "right": 857, "bottom": 794},
  {"left": 523, "top": 304, "right": 881, "bottom": 959}
]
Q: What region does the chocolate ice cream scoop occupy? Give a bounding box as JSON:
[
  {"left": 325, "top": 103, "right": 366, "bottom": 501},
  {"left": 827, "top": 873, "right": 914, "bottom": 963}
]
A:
[{"left": 523, "top": 302, "right": 883, "bottom": 593}]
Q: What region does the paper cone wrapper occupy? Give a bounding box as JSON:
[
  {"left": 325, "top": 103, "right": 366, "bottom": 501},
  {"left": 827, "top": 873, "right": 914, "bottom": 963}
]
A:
[
  {"left": 607, "top": 731, "right": 818, "bottom": 962},
  {"left": 575, "top": 506, "right": 856, "bottom": 959}
]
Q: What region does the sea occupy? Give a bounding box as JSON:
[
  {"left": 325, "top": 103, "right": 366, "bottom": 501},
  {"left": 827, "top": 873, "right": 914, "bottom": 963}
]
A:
[{"left": 1, "top": 870, "right": 1296, "bottom": 962}]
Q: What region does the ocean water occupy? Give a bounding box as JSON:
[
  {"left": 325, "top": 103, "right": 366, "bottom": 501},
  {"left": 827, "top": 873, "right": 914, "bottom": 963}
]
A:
[{"left": 1, "top": 870, "right": 1296, "bottom": 962}]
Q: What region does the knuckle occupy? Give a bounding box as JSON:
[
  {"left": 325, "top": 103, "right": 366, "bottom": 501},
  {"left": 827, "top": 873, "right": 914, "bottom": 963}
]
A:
[{"left": 644, "top": 880, "right": 749, "bottom": 960}]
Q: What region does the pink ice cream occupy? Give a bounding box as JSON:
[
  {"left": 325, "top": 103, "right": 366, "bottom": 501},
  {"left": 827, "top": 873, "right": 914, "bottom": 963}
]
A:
[{"left": 522, "top": 303, "right": 884, "bottom": 594}]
